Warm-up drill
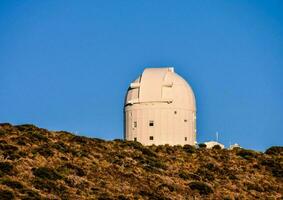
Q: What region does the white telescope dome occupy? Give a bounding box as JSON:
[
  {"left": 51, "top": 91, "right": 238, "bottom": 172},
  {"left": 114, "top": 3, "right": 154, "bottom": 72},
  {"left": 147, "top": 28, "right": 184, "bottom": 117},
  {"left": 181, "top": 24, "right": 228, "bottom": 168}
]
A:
[{"left": 124, "top": 67, "right": 196, "bottom": 146}]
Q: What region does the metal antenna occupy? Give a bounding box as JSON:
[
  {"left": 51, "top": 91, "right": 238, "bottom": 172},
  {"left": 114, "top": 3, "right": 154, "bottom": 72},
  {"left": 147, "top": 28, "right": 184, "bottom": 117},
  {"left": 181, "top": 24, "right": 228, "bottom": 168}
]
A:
[{"left": 216, "top": 131, "right": 219, "bottom": 142}]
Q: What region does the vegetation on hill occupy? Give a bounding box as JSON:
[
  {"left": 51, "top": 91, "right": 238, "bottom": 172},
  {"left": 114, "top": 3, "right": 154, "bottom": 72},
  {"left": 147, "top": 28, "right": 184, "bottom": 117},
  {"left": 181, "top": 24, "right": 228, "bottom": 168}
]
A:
[{"left": 0, "top": 123, "right": 282, "bottom": 199}]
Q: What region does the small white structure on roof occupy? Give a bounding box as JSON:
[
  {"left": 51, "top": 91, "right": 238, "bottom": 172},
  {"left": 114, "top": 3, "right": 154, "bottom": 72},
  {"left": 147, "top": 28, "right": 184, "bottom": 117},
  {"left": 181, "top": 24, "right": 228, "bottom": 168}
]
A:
[
  {"left": 204, "top": 141, "right": 225, "bottom": 149},
  {"left": 229, "top": 143, "right": 241, "bottom": 149},
  {"left": 124, "top": 67, "right": 196, "bottom": 146}
]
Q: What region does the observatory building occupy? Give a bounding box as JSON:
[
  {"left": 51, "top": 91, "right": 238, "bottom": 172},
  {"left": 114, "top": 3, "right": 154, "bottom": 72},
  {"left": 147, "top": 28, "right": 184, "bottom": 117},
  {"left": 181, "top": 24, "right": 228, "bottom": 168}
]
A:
[{"left": 124, "top": 67, "right": 196, "bottom": 146}]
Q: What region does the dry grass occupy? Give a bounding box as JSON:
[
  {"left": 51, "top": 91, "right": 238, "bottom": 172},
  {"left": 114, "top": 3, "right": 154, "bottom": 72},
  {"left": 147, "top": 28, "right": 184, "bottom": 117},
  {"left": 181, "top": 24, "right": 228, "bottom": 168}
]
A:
[{"left": 0, "top": 123, "right": 282, "bottom": 199}]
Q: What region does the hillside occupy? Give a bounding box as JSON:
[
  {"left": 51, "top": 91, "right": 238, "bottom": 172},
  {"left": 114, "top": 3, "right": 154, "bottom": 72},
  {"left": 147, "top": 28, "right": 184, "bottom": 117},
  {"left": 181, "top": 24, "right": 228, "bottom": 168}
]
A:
[{"left": 0, "top": 123, "right": 282, "bottom": 200}]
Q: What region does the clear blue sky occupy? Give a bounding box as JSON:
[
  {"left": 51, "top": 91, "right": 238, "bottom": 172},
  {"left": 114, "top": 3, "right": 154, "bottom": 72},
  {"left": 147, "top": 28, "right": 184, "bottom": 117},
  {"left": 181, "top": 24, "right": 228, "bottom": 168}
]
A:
[{"left": 0, "top": 1, "right": 282, "bottom": 151}]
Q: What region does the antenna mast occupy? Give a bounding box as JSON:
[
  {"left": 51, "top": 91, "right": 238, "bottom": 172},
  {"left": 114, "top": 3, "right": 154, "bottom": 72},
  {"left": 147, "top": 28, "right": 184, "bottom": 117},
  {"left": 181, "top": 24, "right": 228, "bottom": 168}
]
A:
[{"left": 216, "top": 131, "right": 219, "bottom": 142}]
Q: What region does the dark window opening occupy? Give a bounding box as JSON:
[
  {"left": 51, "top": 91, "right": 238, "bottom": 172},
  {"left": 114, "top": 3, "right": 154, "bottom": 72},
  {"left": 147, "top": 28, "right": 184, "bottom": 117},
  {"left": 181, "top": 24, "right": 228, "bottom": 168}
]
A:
[
  {"left": 149, "top": 136, "right": 154, "bottom": 140},
  {"left": 184, "top": 119, "right": 187, "bottom": 122},
  {"left": 174, "top": 111, "right": 177, "bottom": 114},
  {"left": 185, "top": 137, "right": 187, "bottom": 141},
  {"left": 134, "top": 137, "right": 137, "bottom": 141},
  {"left": 134, "top": 121, "right": 137, "bottom": 128},
  {"left": 149, "top": 120, "right": 154, "bottom": 126}
]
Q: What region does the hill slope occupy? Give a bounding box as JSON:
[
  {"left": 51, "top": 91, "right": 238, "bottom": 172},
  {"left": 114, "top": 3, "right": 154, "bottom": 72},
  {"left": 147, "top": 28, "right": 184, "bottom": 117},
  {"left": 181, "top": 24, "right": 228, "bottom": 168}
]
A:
[{"left": 0, "top": 123, "right": 282, "bottom": 199}]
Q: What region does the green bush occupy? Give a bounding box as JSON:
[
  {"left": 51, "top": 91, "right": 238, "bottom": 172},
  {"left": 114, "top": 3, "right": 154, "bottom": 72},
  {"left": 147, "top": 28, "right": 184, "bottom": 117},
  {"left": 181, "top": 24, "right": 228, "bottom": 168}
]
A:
[
  {"left": 32, "top": 167, "right": 62, "bottom": 180},
  {"left": 140, "top": 156, "right": 167, "bottom": 171},
  {"left": 188, "top": 181, "right": 213, "bottom": 195},
  {"left": 32, "top": 145, "right": 54, "bottom": 157},
  {"left": 117, "top": 195, "right": 130, "bottom": 200},
  {"left": 157, "top": 183, "right": 178, "bottom": 192},
  {"left": 141, "top": 147, "right": 157, "bottom": 157},
  {"left": 196, "top": 168, "right": 215, "bottom": 181},
  {"left": 124, "top": 141, "right": 144, "bottom": 151},
  {"left": 179, "top": 171, "right": 201, "bottom": 180},
  {"left": 70, "top": 136, "right": 89, "bottom": 144},
  {"left": 0, "top": 162, "right": 13, "bottom": 175},
  {"left": 0, "top": 178, "right": 24, "bottom": 189},
  {"left": 0, "top": 140, "right": 7, "bottom": 144},
  {"left": 261, "top": 158, "right": 283, "bottom": 178},
  {"left": 113, "top": 139, "right": 124, "bottom": 142},
  {"left": 52, "top": 142, "right": 70, "bottom": 153},
  {"left": 0, "top": 144, "right": 18, "bottom": 151},
  {"left": 20, "top": 188, "right": 41, "bottom": 200},
  {"left": 236, "top": 149, "right": 258, "bottom": 160},
  {"left": 244, "top": 181, "right": 264, "bottom": 192},
  {"left": 58, "top": 163, "right": 85, "bottom": 177},
  {"left": 15, "top": 124, "right": 38, "bottom": 132},
  {"left": 33, "top": 178, "right": 68, "bottom": 197},
  {"left": 0, "top": 189, "right": 15, "bottom": 200},
  {"left": 16, "top": 136, "right": 29, "bottom": 146},
  {"left": 183, "top": 144, "right": 196, "bottom": 153},
  {"left": 265, "top": 146, "right": 283, "bottom": 155},
  {"left": 212, "top": 145, "right": 222, "bottom": 150},
  {"left": 198, "top": 143, "right": 207, "bottom": 148},
  {"left": 28, "top": 131, "right": 48, "bottom": 142},
  {"left": 0, "top": 129, "right": 6, "bottom": 136}
]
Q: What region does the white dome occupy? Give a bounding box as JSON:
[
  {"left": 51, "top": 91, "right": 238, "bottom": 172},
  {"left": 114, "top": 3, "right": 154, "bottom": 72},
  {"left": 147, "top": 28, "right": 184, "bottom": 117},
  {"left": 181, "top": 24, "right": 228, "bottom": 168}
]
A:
[
  {"left": 124, "top": 67, "right": 197, "bottom": 146},
  {"left": 125, "top": 68, "right": 196, "bottom": 110}
]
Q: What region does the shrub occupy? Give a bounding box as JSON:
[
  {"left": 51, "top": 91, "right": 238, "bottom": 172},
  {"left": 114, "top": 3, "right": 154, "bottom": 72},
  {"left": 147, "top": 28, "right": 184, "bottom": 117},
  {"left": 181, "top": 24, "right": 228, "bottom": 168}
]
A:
[
  {"left": 58, "top": 163, "right": 85, "bottom": 177},
  {"left": 0, "top": 189, "right": 15, "bottom": 200},
  {"left": 52, "top": 142, "right": 69, "bottom": 153},
  {"left": 0, "top": 162, "right": 13, "bottom": 175},
  {"left": 32, "top": 167, "right": 62, "bottom": 180},
  {"left": 0, "top": 178, "right": 24, "bottom": 189},
  {"left": 113, "top": 139, "right": 123, "bottom": 142},
  {"left": 32, "top": 145, "right": 54, "bottom": 157},
  {"left": 244, "top": 181, "right": 264, "bottom": 192},
  {"left": 265, "top": 146, "right": 283, "bottom": 155},
  {"left": 236, "top": 149, "right": 258, "bottom": 160},
  {"left": 28, "top": 131, "right": 48, "bottom": 142},
  {"left": 15, "top": 124, "right": 38, "bottom": 132},
  {"left": 183, "top": 144, "right": 196, "bottom": 153},
  {"left": 198, "top": 143, "right": 207, "bottom": 148},
  {"left": 0, "top": 129, "right": 6, "bottom": 136},
  {"left": 16, "top": 136, "right": 30, "bottom": 146},
  {"left": 141, "top": 147, "right": 156, "bottom": 157},
  {"left": 196, "top": 168, "right": 215, "bottom": 181},
  {"left": 261, "top": 158, "right": 283, "bottom": 178},
  {"left": 157, "top": 183, "right": 178, "bottom": 192},
  {"left": 124, "top": 141, "right": 144, "bottom": 151},
  {"left": 188, "top": 181, "right": 213, "bottom": 195},
  {"left": 0, "top": 140, "right": 7, "bottom": 144},
  {"left": 179, "top": 171, "right": 201, "bottom": 180},
  {"left": 70, "top": 136, "right": 89, "bottom": 144},
  {"left": 0, "top": 144, "right": 18, "bottom": 151},
  {"left": 33, "top": 178, "right": 67, "bottom": 197},
  {"left": 117, "top": 195, "right": 130, "bottom": 200},
  {"left": 20, "top": 188, "right": 41, "bottom": 200},
  {"left": 138, "top": 190, "right": 166, "bottom": 200},
  {"left": 163, "top": 145, "right": 175, "bottom": 154},
  {"left": 140, "top": 156, "right": 167, "bottom": 171},
  {"left": 212, "top": 145, "right": 222, "bottom": 150}
]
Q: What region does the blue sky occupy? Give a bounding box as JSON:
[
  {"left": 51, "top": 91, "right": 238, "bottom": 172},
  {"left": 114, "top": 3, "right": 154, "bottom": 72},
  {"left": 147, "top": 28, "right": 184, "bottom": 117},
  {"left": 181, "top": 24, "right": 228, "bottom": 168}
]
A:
[{"left": 0, "top": 1, "right": 282, "bottom": 151}]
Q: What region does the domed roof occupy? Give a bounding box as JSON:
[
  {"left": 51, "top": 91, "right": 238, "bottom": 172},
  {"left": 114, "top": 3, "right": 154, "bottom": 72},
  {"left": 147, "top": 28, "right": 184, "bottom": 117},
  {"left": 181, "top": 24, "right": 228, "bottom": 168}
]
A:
[{"left": 125, "top": 67, "right": 196, "bottom": 110}]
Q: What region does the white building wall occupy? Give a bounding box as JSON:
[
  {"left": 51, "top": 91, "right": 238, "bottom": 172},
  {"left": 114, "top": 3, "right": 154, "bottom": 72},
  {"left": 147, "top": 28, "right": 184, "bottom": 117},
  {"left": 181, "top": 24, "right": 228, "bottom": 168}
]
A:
[{"left": 125, "top": 105, "right": 196, "bottom": 145}]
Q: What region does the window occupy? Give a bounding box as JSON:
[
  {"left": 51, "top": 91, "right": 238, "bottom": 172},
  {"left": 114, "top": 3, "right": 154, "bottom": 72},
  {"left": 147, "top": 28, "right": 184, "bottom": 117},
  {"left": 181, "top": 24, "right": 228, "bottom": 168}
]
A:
[
  {"left": 134, "top": 137, "right": 137, "bottom": 141},
  {"left": 185, "top": 137, "right": 187, "bottom": 141},
  {"left": 149, "top": 136, "right": 154, "bottom": 140},
  {"left": 174, "top": 111, "right": 177, "bottom": 114},
  {"left": 149, "top": 120, "right": 154, "bottom": 126},
  {"left": 134, "top": 121, "right": 137, "bottom": 128},
  {"left": 184, "top": 119, "right": 187, "bottom": 122}
]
